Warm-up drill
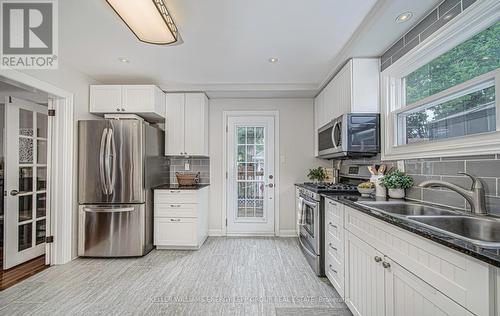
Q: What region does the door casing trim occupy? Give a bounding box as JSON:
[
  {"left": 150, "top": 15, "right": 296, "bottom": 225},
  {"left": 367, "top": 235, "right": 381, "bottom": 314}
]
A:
[{"left": 0, "top": 68, "right": 74, "bottom": 266}]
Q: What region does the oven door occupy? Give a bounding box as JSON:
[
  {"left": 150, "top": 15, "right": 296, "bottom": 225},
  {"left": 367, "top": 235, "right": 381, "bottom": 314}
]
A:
[{"left": 298, "top": 196, "right": 320, "bottom": 254}]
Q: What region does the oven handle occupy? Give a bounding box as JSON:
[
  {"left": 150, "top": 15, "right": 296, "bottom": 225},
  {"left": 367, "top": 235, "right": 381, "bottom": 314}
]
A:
[
  {"left": 298, "top": 235, "right": 317, "bottom": 258},
  {"left": 302, "top": 198, "right": 317, "bottom": 208}
]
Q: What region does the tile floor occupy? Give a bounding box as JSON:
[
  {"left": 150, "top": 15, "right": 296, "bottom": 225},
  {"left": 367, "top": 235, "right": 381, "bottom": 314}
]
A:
[{"left": 0, "top": 237, "right": 349, "bottom": 316}]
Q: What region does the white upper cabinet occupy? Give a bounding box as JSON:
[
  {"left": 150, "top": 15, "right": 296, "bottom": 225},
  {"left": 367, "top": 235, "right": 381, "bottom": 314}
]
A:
[
  {"left": 165, "top": 92, "right": 209, "bottom": 156},
  {"left": 313, "top": 58, "right": 379, "bottom": 156},
  {"left": 90, "top": 85, "right": 166, "bottom": 122}
]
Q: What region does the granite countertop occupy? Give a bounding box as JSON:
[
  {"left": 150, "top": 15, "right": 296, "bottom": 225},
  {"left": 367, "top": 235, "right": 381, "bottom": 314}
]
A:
[
  {"left": 153, "top": 184, "right": 210, "bottom": 190},
  {"left": 320, "top": 193, "right": 500, "bottom": 268}
]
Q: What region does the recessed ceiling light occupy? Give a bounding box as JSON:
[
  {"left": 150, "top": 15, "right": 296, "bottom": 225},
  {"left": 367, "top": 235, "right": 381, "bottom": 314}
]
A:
[
  {"left": 396, "top": 12, "right": 413, "bottom": 23},
  {"left": 118, "top": 57, "right": 130, "bottom": 63},
  {"left": 482, "top": 56, "right": 490, "bottom": 60},
  {"left": 268, "top": 57, "right": 279, "bottom": 63}
]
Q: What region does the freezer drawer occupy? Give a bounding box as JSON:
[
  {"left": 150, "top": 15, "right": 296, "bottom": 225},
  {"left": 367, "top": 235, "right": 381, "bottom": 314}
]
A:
[{"left": 78, "top": 204, "right": 149, "bottom": 257}]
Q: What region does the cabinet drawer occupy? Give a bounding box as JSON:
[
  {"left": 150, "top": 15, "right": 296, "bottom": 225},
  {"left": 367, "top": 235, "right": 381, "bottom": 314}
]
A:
[
  {"left": 326, "top": 198, "right": 343, "bottom": 220},
  {"left": 154, "top": 190, "right": 198, "bottom": 204},
  {"left": 155, "top": 203, "right": 197, "bottom": 218},
  {"left": 325, "top": 250, "right": 344, "bottom": 298},
  {"left": 325, "top": 212, "right": 342, "bottom": 239},
  {"left": 154, "top": 218, "right": 197, "bottom": 246},
  {"left": 325, "top": 232, "right": 343, "bottom": 262}
]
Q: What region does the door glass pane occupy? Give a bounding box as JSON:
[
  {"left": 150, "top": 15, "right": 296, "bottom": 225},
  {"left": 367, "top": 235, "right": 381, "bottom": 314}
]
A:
[
  {"left": 37, "top": 167, "right": 47, "bottom": 190},
  {"left": 18, "top": 223, "right": 33, "bottom": 251},
  {"left": 237, "top": 127, "right": 246, "bottom": 144},
  {"left": 37, "top": 140, "right": 47, "bottom": 164},
  {"left": 19, "top": 167, "right": 33, "bottom": 193},
  {"left": 36, "top": 193, "right": 46, "bottom": 218},
  {"left": 255, "top": 127, "right": 264, "bottom": 144},
  {"left": 19, "top": 137, "right": 34, "bottom": 163},
  {"left": 37, "top": 113, "right": 48, "bottom": 138},
  {"left": 19, "top": 109, "right": 33, "bottom": 136},
  {"left": 36, "top": 220, "right": 46, "bottom": 245},
  {"left": 19, "top": 195, "right": 33, "bottom": 222},
  {"left": 235, "top": 125, "right": 266, "bottom": 220}
]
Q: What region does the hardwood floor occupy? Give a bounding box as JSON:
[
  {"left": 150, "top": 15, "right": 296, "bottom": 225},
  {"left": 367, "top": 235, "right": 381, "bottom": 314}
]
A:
[
  {"left": 0, "top": 255, "right": 47, "bottom": 291},
  {"left": 0, "top": 237, "right": 350, "bottom": 315}
]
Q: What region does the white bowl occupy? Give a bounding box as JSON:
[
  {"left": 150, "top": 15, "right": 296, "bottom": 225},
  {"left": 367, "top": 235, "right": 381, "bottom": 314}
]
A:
[{"left": 357, "top": 187, "right": 375, "bottom": 197}]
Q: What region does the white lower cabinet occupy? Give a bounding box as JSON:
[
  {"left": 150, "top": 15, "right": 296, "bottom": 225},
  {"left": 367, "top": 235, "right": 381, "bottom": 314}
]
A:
[
  {"left": 154, "top": 187, "right": 208, "bottom": 249},
  {"left": 333, "top": 204, "right": 492, "bottom": 316},
  {"left": 344, "top": 231, "right": 385, "bottom": 316},
  {"left": 384, "top": 257, "right": 473, "bottom": 316},
  {"left": 154, "top": 218, "right": 198, "bottom": 247}
]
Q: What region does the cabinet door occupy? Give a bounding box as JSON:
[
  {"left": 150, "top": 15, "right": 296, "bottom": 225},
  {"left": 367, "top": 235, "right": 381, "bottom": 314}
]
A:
[
  {"left": 154, "top": 218, "right": 197, "bottom": 246},
  {"left": 335, "top": 60, "right": 353, "bottom": 116},
  {"left": 184, "top": 93, "right": 208, "bottom": 156},
  {"left": 345, "top": 231, "right": 385, "bottom": 316},
  {"left": 313, "top": 92, "right": 323, "bottom": 157},
  {"left": 89, "top": 85, "right": 122, "bottom": 113},
  {"left": 384, "top": 257, "right": 473, "bottom": 316},
  {"left": 122, "top": 85, "right": 154, "bottom": 112},
  {"left": 165, "top": 93, "right": 185, "bottom": 155}
]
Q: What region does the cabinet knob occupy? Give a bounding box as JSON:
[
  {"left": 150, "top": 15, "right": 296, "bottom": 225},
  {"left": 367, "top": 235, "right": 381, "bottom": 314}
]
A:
[
  {"left": 10, "top": 190, "right": 19, "bottom": 196},
  {"left": 329, "top": 243, "right": 337, "bottom": 251},
  {"left": 382, "top": 261, "right": 391, "bottom": 269},
  {"left": 374, "top": 256, "right": 382, "bottom": 262},
  {"left": 121, "top": 108, "right": 125, "bottom": 111},
  {"left": 329, "top": 264, "right": 338, "bottom": 274},
  {"left": 116, "top": 108, "right": 120, "bottom": 111}
]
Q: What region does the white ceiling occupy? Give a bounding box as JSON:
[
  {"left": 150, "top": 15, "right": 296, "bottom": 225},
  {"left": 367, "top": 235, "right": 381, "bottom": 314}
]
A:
[{"left": 59, "top": 0, "right": 440, "bottom": 97}]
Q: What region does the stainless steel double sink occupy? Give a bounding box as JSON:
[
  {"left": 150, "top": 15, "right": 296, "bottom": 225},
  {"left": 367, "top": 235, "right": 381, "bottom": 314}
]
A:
[{"left": 356, "top": 201, "right": 500, "bottom": 248}]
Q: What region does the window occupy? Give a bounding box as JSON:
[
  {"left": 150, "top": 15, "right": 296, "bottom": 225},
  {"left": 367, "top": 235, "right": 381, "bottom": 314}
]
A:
[{"left": 381, "top": 4, "right": 500, "bottom": 160}]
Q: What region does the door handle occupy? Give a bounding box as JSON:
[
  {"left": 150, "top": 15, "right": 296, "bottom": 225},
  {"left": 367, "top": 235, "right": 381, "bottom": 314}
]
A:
[
  {"left": 99, "top": 128, "right": 109, "bottom": 195},
  {"left": 10, "top": 190, "right": 19, "bottom": 196}
]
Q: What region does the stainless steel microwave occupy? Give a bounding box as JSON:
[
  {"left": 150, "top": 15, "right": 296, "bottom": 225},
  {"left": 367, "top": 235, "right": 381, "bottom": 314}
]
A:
[{"left": 317, "top": 113, "right": 380, "bottom": 159}]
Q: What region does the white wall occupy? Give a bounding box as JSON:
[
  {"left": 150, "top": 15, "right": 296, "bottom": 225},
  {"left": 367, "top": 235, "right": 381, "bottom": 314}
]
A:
[
  {"left": 22, "top": 63, "right": 99, "bottom": 258},
  {"left": 208, "top": 98, "right": 331, "bottom": 235}
]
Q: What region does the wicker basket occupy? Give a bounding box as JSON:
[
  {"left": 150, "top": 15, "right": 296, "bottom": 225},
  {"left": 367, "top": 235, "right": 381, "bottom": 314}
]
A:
[{"left": 175, "top": 172, "right": 200, "bottom": 186}]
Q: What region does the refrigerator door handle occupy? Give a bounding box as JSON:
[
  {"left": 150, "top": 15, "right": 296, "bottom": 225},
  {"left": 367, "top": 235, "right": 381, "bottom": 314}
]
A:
[
  {"left": 108, "top": 128, "right": 117, "bottom": 195},
  {"left": 104, "top": 128, "right": 114, "bottom": 195},
  {"left": 99, "top": 128, "right": 109, "bottom": 195}
]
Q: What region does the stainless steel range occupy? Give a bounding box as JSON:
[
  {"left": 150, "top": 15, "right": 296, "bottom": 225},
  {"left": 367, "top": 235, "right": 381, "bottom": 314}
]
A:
[{"left": 297, "top": 164, "right": 371, "bottom": 276}]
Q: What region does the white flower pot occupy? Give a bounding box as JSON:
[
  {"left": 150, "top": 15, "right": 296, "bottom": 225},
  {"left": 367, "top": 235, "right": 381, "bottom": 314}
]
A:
[{"left": 388, "top": 188, "right": 405, "bottom": 199}]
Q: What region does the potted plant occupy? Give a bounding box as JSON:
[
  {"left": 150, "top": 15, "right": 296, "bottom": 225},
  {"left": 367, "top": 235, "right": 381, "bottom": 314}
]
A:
[
  {"left": 379, "top": 170, "right": 414, "bottom": 199},
  {"left": 307, "top": 167, "right": 327, "bottom": 183}
]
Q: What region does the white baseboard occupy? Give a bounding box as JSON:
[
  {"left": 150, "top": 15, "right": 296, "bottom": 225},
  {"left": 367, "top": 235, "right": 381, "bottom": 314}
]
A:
[
  {"left": 208, "top": 229, "right": 224, "bottom": 236},
  {"left": 278, "top": 230, "right": 298, "bottom": 237},
  {"left": 226, "top": 232, "right": 275, "bottom": 237}
]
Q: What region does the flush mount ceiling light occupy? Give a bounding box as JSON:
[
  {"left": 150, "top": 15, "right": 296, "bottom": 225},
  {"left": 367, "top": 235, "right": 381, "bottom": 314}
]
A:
[
  {"left": 118, "top": 57, "right": 130, "bottom": 63},
  {"left": 268, "top": 57, "right": 279, "bottom": 63},
  {"left": 395, "top": 12, "right": 413, "bottom": 23},
  {"left": 106, "top": 0, "right": 179, "bottom": 45}
]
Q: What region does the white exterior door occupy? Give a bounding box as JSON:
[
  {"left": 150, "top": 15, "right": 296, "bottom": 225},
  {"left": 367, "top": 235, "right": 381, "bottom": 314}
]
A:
[
  {"left": 4, "top": 97, "right": 48, "bottom": 269},
  {"left": 226, "top": 116, "right": 275, "bottom": 235}
]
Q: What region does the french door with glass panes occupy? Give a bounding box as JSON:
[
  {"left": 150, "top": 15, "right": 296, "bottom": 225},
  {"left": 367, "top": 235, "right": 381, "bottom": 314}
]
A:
[
  {"left": 4, "top": 97, "right": 48, "bottom": 269},
  {"left": 226, "top": 116, "right": 275, "bottom": 235}
]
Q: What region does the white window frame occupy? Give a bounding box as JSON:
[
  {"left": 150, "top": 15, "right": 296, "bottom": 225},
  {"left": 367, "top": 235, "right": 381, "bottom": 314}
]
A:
[{"left": 381, "top": 0, "right": 500, "bottom": 160}]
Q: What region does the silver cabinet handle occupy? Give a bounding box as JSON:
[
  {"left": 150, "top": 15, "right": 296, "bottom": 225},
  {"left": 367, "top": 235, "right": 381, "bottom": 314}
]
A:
[
  {"left": 10, "top": 190, "right": 19, "bottom": 196},
  {"left": 374, "top": 256, "right": 382, "bottom": 262},
  {"left": 382, "top": 261, "right": 391, "bottom": 269},
  {"left": 328, "top": 243, "right": 337, "bottom": 251},
  {"left": 328, "top": 201, "right": 337, "bottom": 206},
  {"left": 170, "top": 205, "right": 181, "bottom": 208},
  {"left": 329, "top": 264, "right": 338, "bottom": 274},
  {"left": 329, "top": 222, "right": 338, "bottom": 229},
  {"left": 170, "top": 190, "right": 181, "bottom": 193},
  {"left": 170, "top": 219, "right": 181, "bottom": 222}
]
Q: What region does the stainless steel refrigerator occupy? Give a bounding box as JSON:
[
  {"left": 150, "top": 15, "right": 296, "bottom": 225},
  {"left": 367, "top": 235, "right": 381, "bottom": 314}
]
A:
[{"left": 77, "top": 119, "right": 166, "bottom": 257}]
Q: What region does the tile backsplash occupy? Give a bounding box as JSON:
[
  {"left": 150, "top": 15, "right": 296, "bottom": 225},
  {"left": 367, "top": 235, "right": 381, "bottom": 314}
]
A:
[
  {"left": 341, "top": 154, "right": 500, "bottom": 215},
  {"left": 168, "top": 158, "right": 210, "bottom": 185}
]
